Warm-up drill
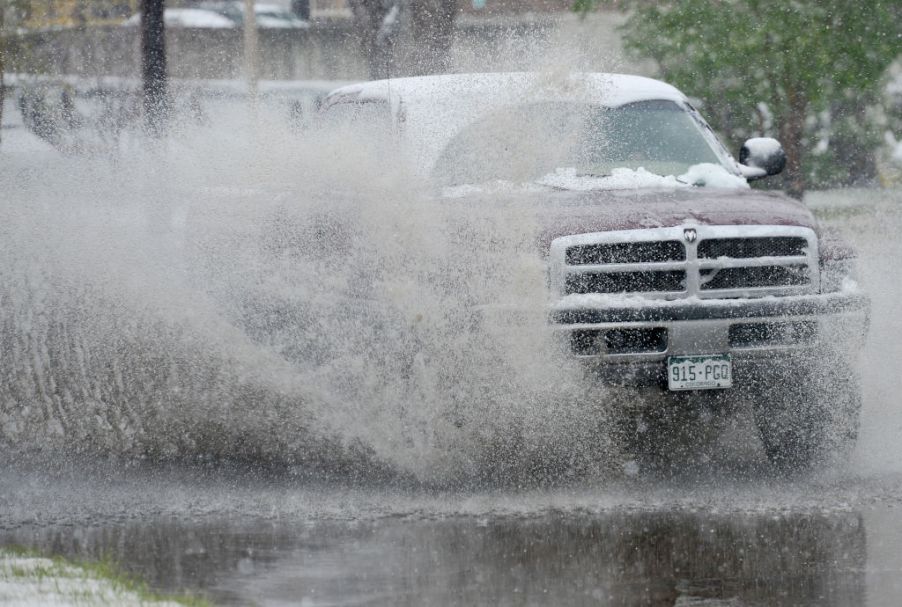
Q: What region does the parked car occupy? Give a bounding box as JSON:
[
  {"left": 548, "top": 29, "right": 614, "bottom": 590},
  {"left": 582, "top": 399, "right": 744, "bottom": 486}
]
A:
[
  {"left": 123, "top": 3, "right": 308, "bottom": 29},
  {"left": 321, "top": 73, "right": 870, "bottom": 471},
  {"left": 121, "top": 8, "right": 235, "bottom": 28},
  {"left": 196, "top": 1, "right": 309, "bottom": 28}
]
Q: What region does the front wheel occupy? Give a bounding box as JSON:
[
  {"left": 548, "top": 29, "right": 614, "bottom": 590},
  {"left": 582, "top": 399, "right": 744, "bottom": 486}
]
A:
[{"left": 750, "top": 355, "right": 861, "bottom": 472}]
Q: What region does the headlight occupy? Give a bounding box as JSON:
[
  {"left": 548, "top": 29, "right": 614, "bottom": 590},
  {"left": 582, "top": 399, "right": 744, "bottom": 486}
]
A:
[{"left": 820, "top": 257, "right": 859, "bottom": 293}]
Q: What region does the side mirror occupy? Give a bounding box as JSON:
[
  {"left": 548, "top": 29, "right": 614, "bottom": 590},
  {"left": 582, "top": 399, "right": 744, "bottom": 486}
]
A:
[{"left": 738, "top": 137, "right": 786, "bottom": 180}]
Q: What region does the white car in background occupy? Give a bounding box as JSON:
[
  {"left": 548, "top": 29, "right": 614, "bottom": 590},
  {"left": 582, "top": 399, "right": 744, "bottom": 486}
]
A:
[
  {"left": 197, "top": 1, "right": 310, "bottom": 28},
  {"left": 123, "top": 3, "right": 308, "bottom": 29},
  {"left": 121, "top": 8, "right": 235, "bottom": 29}
]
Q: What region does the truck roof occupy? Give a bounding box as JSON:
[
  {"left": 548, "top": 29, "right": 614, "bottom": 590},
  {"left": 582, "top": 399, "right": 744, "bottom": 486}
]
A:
[
  {"left": 322, "top": 73, "right": 694, "bottom": 180},
  {"left": 324, "top": 72, "right": 688, "bottom": 109}
]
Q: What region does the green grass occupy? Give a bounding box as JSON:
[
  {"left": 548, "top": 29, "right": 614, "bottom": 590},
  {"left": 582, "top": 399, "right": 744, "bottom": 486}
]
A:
[{"left": 0, "top": 544, "right": 212, "bottom": 606}]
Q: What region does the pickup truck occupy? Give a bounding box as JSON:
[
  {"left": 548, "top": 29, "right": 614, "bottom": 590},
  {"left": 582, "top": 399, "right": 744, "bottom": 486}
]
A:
[{"left": 322, "top": 73, "right": 870, "bottom": 471}]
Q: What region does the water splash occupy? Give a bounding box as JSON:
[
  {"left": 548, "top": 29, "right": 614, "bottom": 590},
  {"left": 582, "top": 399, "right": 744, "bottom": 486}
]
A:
[{"left": 0, "top": 97, "right": 617, "bottom": 484}]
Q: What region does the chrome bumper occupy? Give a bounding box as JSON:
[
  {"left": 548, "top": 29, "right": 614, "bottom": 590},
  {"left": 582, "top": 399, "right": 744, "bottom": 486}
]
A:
[{"left": 551, "top": 291, "right": 869, "bottom": 383}]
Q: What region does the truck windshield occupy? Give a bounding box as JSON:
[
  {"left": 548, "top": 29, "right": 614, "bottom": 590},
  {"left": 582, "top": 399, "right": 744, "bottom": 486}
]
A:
[{"left": 433, "top": 99, "right": 729, "bottom": 187}]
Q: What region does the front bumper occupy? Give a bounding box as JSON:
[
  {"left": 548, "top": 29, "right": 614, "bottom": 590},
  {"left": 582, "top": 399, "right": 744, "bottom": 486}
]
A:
[{"left": 551, "top": 291, "right": 869, "bottom": 387}]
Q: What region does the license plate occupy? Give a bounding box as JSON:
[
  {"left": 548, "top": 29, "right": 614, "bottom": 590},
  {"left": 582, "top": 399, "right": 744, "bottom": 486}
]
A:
[{"left": 667, "top": 354, "right": 733, "bottom": 391}]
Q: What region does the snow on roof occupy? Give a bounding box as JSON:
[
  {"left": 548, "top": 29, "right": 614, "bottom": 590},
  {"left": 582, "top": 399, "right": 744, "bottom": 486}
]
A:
[{"left": 325, "top": 72, "right": 687, "bottom": 110}]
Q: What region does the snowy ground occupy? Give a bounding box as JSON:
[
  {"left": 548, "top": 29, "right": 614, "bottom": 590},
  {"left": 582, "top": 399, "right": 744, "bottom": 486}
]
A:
[{"left": 0, "top": 549, "right": 199, "bottom": 607}]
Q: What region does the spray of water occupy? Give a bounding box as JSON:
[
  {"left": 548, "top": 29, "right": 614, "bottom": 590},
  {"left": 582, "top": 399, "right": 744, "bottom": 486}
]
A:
[
  {"left": 2, "top": 15, "right": 896, "bottom": 486},
  {"left": 811, "top": 191, "right": 902, "bottom": 478},
  {"left": 0, "top": 92, "right": 625, "bottom": 485}
]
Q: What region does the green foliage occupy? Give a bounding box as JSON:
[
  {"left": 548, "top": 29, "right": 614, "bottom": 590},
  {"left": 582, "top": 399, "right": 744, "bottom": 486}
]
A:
[
  {"left": 576, "top": 0, "right": 902, "bottom": 194},
  {"left": 2, "top": 1, "right": 35, "bottom": 72},
  {"left": 572, "top": 0, "right": 596, "bottom": 13}
]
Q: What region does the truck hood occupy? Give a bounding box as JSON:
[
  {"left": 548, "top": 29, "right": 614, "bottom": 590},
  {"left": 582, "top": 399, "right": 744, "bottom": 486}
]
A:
[{"left": 517, "top": 187, "right": 817, "bottom": 247}]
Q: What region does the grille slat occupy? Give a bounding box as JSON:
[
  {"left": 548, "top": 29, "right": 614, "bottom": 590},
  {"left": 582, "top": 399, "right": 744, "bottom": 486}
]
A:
[
  {"left": 566, "top": 241, "right": 685, "bottom": 265},
  {"left": 700, "top": 265, "right": 809, "bottom": 290},
  {"left": 698, "top": 237, "right": 807, "bottom": 259},
  {"left": 565, "top": 271, "right": 686, "bottom": 295}
]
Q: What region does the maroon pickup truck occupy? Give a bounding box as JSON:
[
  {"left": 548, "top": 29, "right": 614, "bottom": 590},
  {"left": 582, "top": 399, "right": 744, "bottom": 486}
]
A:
[{"left": 323, "top": 73, "right": 869, "bottom": 471}]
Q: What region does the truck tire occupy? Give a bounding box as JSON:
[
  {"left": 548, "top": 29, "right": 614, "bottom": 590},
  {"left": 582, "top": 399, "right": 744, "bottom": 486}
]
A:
[{"left": 750, "top": 355, "right": 861, "bottom": 472}]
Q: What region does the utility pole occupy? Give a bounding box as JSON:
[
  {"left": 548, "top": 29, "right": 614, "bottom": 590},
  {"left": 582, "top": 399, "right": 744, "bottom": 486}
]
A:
[
  {"left": 243, "top": 0, "right": 259, "bottom": 101},
  {"left": 0, "top": 6, "right": 5, "bottom": 146},
  {"left": 292, "top": 0, "right": 311, "bottom": 20},
  {"left": 142, "top": 0, "right": 167, "bottom": 134}
]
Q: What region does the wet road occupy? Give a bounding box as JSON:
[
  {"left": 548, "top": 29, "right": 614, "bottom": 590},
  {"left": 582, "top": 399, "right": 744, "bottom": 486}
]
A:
[{"left": 3, "top": 459, "right": 902, "bottom": 606}]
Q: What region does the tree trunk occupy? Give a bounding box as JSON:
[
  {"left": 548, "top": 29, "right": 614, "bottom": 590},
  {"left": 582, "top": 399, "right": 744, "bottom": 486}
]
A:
[
  {"left": 0, "top": 7, "right": 5, "bottom": 146},
  {"left": 244, "top": 0, "right": 259, "bottom": 98},
  {"left": 349, "top": 0, "right": 458, "bottom": 79},
  {"left": 409, "top": 0, "right": 456, "bottom": 75},
  {"left": 830, "top": 97, "right": 879, "bottom": 187},
  {"left": 780, "top": 88, "right": 807, "bottom": 200},
  {"left": 141, "top": 0, "right": 167, "bottom": 135},
  {"left": 348, "top": 0, "right": 395, "bottom": 79},
  {"left": 291, "top": 0, "right": 311, "bottom": 20}
]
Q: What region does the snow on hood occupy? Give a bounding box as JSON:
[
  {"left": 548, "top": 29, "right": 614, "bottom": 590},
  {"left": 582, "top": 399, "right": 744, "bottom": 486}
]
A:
[
  {"left": 444, "top": 165, "right": 748, "bottom": 196},
  {"left": 535, "top": 167, "right": 684, "bottom": 191},
  {"left": 442, "top": 180, "right": 551, "bottom": 199},
  {"left": 678, "top": 163, "right": 750, "bottom": 188}
]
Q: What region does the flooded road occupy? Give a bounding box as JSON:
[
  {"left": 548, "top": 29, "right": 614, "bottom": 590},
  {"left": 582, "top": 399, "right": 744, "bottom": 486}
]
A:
[{"left": 4, "top": 457, "right": 902, "bottom": 605}]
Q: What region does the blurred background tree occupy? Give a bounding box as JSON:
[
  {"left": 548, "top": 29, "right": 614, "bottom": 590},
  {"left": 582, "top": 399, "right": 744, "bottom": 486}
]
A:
[
  {"left": 1, "top": 5, "right": 5, "bottom": 139},
  {"left": 349, "top": 0, "right": 458, "bottom": 79},
  {"left": 576, "top": 0, "right": 901, "bottom": 198},
  {"left": 0, "top": 0, "right": 30, "bottom": 143}
]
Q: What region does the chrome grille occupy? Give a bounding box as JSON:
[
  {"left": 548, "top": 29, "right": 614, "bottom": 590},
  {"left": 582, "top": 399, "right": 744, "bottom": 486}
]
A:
[
  {"left": 700, "top": 265, "right": 810, "bottom": 290},
  {"left": 550, "top": 226, "right": 819, "bottom": 299},
  {"left": 565, "top": 270, "right": 686, "bottom": 294},
  {"left": 566, "top": 241, "right": 685, "bottom": 265},
  {"left": 698, "top": 237, "right": 808, "bottom": 259}
]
